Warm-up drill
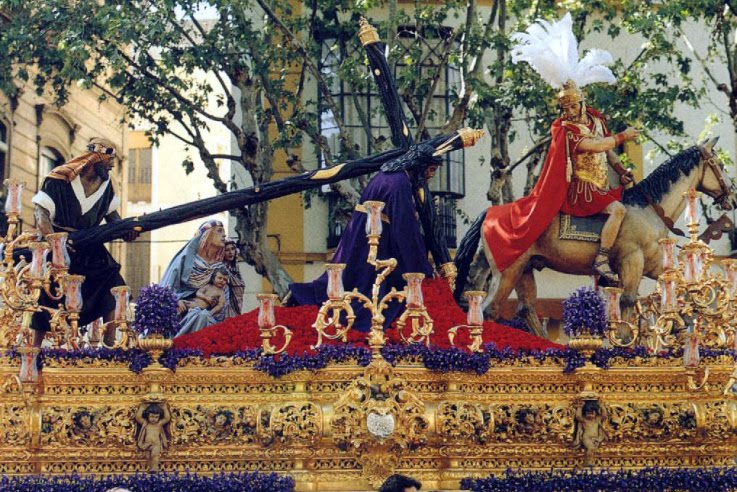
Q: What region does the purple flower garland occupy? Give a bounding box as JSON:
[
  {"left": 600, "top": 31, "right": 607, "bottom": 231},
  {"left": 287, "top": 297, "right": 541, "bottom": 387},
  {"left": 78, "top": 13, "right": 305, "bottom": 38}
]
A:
[
  {"left": 461, "top": 467, "right": 737, "bottom": 492},
  {"left": 5, "top": 345, "right": 734, "bottom": 379},
  {"left": 0, "top": 471, "right": 294, "bottom": 491}
]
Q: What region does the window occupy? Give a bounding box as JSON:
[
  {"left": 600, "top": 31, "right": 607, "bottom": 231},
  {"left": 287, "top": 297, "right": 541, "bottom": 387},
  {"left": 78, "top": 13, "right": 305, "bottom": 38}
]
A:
[
  {"left": 0, "top": 120, "right": 7, "bottom": 181},
  {"left": 127, "top": 147, "right": 153, "bottom": 202},
  {"left": 318, "top": 26, "right": 465, "bottom": 246},
  {"left": 40, "top": 146, "right": 64, "bottom": 177}
]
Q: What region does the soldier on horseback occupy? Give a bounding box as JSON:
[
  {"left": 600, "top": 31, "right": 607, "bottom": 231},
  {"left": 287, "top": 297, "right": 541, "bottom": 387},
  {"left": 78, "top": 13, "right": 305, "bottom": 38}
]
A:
[
  {"left": 554, "top": 80, "right": 639, "bottom": 284},
  {"left": 484, "top": 12, "right": 639, "bottom": 286}
]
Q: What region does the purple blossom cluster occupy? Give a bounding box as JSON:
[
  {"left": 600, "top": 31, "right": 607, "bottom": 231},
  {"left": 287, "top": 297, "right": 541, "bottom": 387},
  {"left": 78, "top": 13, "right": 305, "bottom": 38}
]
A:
[
  {"left": 563, "top": 286, "right": 608, "bottom": 337},
  {"left": 8, "top": 343, "right": 733, "bottom": 380},
  {"left": 0, "top": 471, "right": 295, "bottom": 491},
  {"left": 254, "top": 345, "right": 373, "bottom": 377},
  {"left": 133, "top": 283, "right": 180, "bottom": 338},
  {"left": 461, "top": 467, "right": 737, "bottom": 491}
]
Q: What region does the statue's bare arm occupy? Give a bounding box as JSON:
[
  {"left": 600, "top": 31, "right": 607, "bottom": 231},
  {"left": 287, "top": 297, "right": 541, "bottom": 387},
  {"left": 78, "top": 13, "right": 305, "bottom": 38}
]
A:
[
  {"left": 34, "top": 204, "right": 54, "bottom": 237},
  {"left": 577, "top": 126, "right": 641, "bottom": 153}
]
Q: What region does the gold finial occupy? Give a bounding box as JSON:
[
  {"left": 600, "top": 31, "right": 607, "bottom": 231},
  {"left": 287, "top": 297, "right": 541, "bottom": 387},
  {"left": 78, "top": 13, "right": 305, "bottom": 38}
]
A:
[
  {"left": 458, "top": 128, "right": 485, "bottom": 148},
  {"left": 358, "top": 17, "right": 380, "bottom": 46}
]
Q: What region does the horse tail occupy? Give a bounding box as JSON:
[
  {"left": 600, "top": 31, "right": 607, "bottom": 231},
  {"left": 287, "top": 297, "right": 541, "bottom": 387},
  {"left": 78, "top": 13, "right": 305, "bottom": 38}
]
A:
[{"left": 454, "top": 210, "right": 486, "bottom": 300}]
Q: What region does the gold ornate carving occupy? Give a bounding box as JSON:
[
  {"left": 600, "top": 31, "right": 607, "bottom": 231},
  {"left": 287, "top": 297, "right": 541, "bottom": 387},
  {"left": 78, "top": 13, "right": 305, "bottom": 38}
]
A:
[{"left": 436, "top": 402, "right": 492, "bottom": 443}]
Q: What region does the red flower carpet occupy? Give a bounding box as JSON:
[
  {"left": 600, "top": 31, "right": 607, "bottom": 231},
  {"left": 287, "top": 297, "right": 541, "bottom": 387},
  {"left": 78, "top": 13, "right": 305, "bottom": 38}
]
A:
[{"left": 174, "top": 278, "right": 561, "bottom": 357}]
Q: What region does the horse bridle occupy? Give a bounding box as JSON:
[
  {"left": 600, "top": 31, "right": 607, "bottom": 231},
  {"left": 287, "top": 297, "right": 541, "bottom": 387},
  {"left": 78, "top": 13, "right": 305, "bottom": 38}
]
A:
[{"left": 698, "top": 146, "right": 735, "bottom": 209}]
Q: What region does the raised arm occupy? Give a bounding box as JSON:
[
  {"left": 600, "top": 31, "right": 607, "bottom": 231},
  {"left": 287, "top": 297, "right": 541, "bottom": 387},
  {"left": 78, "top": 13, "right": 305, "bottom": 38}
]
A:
[
  {"left": 135, "top": 404, "right": 146, "bottom": 425},
  {"left": 576, "top": 126, "right": 640, "bottom": 153}
]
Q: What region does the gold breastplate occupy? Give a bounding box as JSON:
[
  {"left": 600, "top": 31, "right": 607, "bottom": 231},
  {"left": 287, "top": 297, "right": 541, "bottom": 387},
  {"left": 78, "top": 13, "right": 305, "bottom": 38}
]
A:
[{"left": 566, "top": 117, "right": 609, "bottom": 190}]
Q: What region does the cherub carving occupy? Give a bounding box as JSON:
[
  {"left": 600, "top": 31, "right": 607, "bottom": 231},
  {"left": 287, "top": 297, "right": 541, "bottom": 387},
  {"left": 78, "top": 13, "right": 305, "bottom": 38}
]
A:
[
  {"left": 574, "top": 400, "right": 608, "bottom": 466},
  {"left": 135, "top": 402, "right": 171, "bottom": 472}
]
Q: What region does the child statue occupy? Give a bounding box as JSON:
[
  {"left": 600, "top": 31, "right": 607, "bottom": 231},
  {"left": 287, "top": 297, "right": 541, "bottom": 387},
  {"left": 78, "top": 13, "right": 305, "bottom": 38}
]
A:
[
  {"left": 178, "top": 268, "right": 229, "bottom": 317},
  {"left": 135, "top": 402, "right": 171, "bottom": 472},
  {"left": 574, "top": 399, "right": 607, "bottom": 466}
]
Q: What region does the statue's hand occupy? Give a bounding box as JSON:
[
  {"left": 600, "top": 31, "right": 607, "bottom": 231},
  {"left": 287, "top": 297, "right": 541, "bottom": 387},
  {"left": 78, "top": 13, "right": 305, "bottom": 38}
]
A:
[
  {"left": 622, "top": 127, "right": 640, "bottom": 142},
  {"left": 620, "top": 170, "right": 634, "bottom": 186},
  {"left": 177, "top": 301, "right": 188, "bottom": 314}
]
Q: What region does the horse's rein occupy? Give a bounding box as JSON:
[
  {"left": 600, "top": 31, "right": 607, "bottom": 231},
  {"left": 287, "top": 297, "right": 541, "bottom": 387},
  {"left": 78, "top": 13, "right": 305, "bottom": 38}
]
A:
[
  {"left": 625, "top": 174, "right": 686, "bottom": 238},
  {"left": 699, "top": 147, "right": 735, "bottom": 208}
]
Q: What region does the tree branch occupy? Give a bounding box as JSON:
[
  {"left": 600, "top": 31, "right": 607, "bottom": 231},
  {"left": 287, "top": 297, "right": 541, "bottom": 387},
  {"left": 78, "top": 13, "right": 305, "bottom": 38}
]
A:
[
  {"left": 508, "top": 136, "right": 551, "bottom": 172},
  {"left": 252, "top": 0, "right": 359, "bottom": 159}
]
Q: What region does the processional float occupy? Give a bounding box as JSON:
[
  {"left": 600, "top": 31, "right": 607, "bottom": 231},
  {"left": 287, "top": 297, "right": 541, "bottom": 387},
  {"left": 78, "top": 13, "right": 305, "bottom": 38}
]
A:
[
  {"left": 0, "top": 16, "right": 484, "bottom": 384},
  {"left": 3, "top": 16, "right": 737, "bottom": 489}
]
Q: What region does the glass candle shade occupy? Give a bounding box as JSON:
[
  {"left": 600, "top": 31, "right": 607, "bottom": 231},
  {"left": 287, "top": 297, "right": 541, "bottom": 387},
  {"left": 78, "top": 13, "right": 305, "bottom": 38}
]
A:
[
  {"left": 683, "top": 189, "right": 702, "bottom": 226},
  {"left": 64, "top": 274, "right": 84, "bottom": 312},
  {"left": 325, "top": 263, "right": 346, "bottom": 300},
  {"left": 683, "top": 326, "right": 700, "bottom": 369},
  {"left": 45, "top": 232, "right": 69, "bottom": 269},
  {"left": 362, "top": 201, "right": 385, "bottom": 236},
  {"left": 257, "top": 294, "right": 278, "bottom": 330},
  {"left": 110, "top": 286, "right": 130, "bottom": 322},
  {"left": 465, "top": 291, "right": 486, "bottom": 326},
  {"left": 402, "top": 273, "right": 425, "bottom": 309},
  {"left": 683, "top": 247, "right": 700, "bottom": 283},
  {"left": 4, "top": 179, "right": 23, "bottom": 215},
  {"left": 723, "top": 259, "right": 737, "bottom": 297},
  {"left": 28, "top": 242, "right": 48, "bottom": 279},
  {"left": 660, "top": 273, "right": 679, "bottom": 312},
  {"left": 659, "top": 238, "right": 679, "bottom": 272},
  {"left": 603, "top": 287, "right": 623, "bottom": 322}
]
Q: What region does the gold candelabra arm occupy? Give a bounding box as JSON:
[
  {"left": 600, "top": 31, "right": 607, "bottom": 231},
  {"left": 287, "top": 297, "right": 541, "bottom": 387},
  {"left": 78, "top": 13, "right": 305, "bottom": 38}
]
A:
[
  {"left": 607, "top": 320, "right": 639, "bottom": 348},
  {"left": 312, "top": 299, "right": 357, "bottom": 350},
  {"left": 396, "top": 308, "right": 434, "bottom": 347},
  {"left": 41, "top": 267, "right": 68, "bottom": 301},
  {"left": 99, "top": 319, "right": 135, "bottom": 350},
  {"left": 370, "top": 258, "right": 398, "bottom": 306},
  {"left": 447, "top": 323, "right": 485, "bottom": 353},
  {"left": 261, "top": 324, "right": 293, "bottom": 356}
]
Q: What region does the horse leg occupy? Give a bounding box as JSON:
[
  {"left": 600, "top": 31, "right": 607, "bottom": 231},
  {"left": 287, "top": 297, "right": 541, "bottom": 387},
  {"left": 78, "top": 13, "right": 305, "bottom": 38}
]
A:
[
  {"left": 467, "top": 246, "right": 492, "bottom": 294},
  {"left": 616, "top": 250, "right": 644, "bottom": 344},
  {"left": 514, "top": 268, "right": 547, "bottom": 339},
  {"left": 483, "top": 256, "right": 527, "bottom": 324},
  {"left": 594, "top": 201, "right": 627, "bottom": 285}
]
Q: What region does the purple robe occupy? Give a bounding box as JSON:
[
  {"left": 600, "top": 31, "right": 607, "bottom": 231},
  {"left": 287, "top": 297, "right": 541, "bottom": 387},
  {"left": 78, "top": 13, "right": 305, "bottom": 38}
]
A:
[{"left": 290, "top": 171, "right": 433, "bottom": 331}]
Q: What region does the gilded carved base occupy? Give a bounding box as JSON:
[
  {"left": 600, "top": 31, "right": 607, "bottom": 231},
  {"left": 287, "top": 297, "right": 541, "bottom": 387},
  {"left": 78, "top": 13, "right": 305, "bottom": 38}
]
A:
[{"left": 1, "top": 354, "right": 736, "bottom": 490}]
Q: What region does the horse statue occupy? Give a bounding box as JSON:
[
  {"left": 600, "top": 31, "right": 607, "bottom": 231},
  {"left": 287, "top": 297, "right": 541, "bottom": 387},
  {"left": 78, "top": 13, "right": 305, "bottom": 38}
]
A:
[{"left": 454, "top": 138, "right": 737, "bottom": 338}]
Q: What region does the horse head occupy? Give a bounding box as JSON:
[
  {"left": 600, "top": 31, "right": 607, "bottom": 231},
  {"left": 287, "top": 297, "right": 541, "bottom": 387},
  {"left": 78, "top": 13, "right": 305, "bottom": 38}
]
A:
[{"left": 697, "top": 137, "right": 737, "bottom": 210}]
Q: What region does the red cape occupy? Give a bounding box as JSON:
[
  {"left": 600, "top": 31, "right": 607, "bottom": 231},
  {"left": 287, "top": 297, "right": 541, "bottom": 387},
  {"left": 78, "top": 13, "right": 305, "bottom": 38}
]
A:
[
  {"left": 483, "top": 118, "right": 569, "bottom": 272},
  {"left": 483, "top": 108, "right": 615, "bottom": 272}
]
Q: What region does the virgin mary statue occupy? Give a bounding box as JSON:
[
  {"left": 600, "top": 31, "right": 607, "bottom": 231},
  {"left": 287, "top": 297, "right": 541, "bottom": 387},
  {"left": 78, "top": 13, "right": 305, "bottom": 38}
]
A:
[{"left": 160, "top": 220, "right": 229, "bottom": 337}]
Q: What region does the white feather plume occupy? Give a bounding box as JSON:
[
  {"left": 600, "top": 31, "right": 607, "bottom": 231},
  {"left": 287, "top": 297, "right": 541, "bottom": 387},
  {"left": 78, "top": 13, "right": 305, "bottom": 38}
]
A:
[{"left": 511, "top": 12, "right": 616, "bottom": 89}]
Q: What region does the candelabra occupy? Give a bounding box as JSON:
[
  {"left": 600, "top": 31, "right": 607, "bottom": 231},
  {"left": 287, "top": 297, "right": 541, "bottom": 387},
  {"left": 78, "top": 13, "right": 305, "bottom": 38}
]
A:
[
  {"left": 312, "top": 200, "right": 434, "bottom": 357},
  {"left": 98, "top": 286, "right": 136, "bottom": 349},
  {"left": 257, "top": 293, "right": 293, "bottom": 355},
  {"left": 607, "top": 189, "right": 737, "bottom": 391},
  {"left": 0, "top": 180, "right": 81, "bottom": 380},
  {"left": 448, "top": 291, "right": 486, "bottom": 352}
]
